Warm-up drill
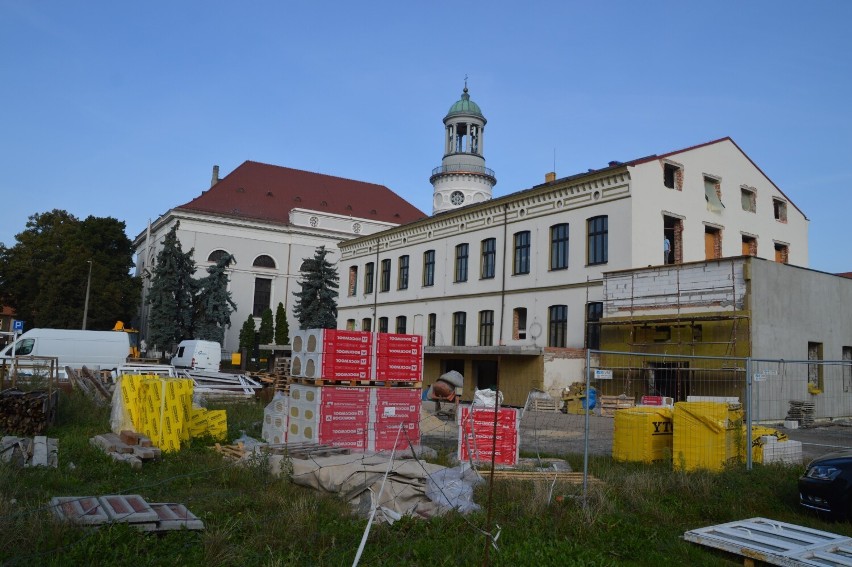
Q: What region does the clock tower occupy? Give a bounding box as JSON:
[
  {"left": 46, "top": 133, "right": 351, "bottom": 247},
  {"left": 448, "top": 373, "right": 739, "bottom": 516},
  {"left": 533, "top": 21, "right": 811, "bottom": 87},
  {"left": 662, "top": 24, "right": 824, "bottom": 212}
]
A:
[{"left": 430, "top": 83, "right": 496, "bottom": 214}]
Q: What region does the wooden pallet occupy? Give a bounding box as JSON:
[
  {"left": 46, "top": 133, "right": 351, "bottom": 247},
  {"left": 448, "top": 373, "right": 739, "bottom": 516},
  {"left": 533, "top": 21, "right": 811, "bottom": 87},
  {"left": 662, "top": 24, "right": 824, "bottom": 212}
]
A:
[
  {"left": 484, "top": 470, "right": 602, "bottom": 485},
  {"left": 599, "top": 395, "right": 636, "bottom": 417},
  {"left": 292, "top": 377, "right": 422, "bottom": 389},
  {"left": 260, "top": 442, "right": 351, "bottom": 460},
  {"left": 527, "top": 398, "right": 560, "bottom": 412}
]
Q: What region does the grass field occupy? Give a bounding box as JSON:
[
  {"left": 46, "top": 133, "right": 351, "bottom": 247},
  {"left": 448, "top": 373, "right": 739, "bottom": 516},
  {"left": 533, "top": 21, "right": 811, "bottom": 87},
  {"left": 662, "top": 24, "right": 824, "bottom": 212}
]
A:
[{"left": 0, "top": 390, "right": 850, "bottom": 566}]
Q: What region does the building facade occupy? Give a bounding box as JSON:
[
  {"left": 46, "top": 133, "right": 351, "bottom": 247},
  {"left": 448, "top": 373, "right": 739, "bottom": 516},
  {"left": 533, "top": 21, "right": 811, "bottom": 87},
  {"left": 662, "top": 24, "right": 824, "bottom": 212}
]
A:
[
  {"left": 133, "top": 161, "right": 425, "bottom": 353},
  {"left": 337, "top": 128, "right": 808, "bottom": 405},
  {"left": 598, "top": 257, "right": 852, "bottom": 421}
]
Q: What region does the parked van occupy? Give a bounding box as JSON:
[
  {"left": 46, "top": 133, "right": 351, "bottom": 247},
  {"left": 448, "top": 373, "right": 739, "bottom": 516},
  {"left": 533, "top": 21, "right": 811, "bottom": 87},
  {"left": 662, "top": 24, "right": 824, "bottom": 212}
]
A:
[
  {"left": 0, "top": 329, "right": 130, "bottom": 377},
  {"left": 171, "top": 340, "right": 221, "bottom": 371}
]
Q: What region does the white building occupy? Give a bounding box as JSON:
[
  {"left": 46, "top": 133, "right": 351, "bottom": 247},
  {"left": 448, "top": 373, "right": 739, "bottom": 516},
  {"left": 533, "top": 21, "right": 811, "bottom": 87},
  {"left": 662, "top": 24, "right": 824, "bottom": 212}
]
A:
[
  {"left": 133, "top": 161, "right": 425, "bottom": 353},
  {"left": 337, "top": 91, "right": 808, "bottom": 405}
]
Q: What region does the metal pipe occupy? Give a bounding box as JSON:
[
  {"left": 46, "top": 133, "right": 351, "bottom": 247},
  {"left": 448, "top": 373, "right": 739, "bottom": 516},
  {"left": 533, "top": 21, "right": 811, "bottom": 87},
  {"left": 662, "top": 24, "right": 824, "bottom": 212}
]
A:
[{"left": 82, "top": 260, "right": 93, "bottom": 330}]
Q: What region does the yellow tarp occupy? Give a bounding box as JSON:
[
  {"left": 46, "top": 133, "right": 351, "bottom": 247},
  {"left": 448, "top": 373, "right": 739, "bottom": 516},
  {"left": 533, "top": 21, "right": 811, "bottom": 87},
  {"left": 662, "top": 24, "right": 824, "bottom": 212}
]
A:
[
  {"left": 612, "top": 406, "right": 673, "bottom": 463},
  {"left": 673, "top": 402, "right": 744, "bottom": 472}
]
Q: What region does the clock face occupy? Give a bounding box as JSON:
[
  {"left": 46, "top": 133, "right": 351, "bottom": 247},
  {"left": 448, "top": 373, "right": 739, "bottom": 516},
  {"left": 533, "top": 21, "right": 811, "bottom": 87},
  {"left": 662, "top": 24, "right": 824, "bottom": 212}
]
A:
[{"left": 450, "top": 191, "right": 465, "bottom": 205}]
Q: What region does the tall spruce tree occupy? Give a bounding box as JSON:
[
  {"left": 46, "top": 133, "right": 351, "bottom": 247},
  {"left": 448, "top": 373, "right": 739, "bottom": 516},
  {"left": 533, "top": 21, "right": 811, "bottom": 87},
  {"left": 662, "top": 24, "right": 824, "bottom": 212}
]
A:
[
  {"left": 146, "top": 222, "right": 197, "bottom": 350},
  {"left": 194, "top": 253, "right": 237, "bottom": 344},
  {"left": 292, "top": 246, "right": 339, "bottom": 329},
  {"left": 274, "top": 302, "right": 289, "bottom": 346}
]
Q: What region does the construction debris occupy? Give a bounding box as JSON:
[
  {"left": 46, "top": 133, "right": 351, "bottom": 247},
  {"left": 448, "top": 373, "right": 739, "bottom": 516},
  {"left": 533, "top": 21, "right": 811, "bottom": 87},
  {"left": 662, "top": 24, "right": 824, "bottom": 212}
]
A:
[
  {"left": 210, "top": 441, "right": 352, "bottom": 462},
  {"left": 1, "top": 435, "right": 58, "bottom": 467},
  {"left": 65, "top": 366, "right": 112, "bottom": 404},
  {"left": 50, "top": 494, "right": 204, "bottom": 532},
  {"left": 0, "top": 388, "right": 59, "bottom": 435},
  {"left": 89, "top": 431, "right": 161, "bottom": 470}
]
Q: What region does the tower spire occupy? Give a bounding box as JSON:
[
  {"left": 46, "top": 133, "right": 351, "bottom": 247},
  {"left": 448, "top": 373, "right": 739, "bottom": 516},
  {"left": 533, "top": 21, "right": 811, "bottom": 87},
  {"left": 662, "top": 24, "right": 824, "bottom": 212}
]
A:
[{"left": 429, "top": 85, "right": 496, "bottom": 215}]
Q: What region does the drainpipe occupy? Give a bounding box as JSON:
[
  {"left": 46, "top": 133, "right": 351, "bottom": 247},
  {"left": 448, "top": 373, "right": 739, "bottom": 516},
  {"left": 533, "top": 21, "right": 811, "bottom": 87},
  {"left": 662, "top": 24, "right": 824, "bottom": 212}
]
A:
[
  {"left": 373, "top": 237, "right": 380, "bottom": 330},
  {"left": 498, "top": 204, "right": 509, "bottom": 345}
]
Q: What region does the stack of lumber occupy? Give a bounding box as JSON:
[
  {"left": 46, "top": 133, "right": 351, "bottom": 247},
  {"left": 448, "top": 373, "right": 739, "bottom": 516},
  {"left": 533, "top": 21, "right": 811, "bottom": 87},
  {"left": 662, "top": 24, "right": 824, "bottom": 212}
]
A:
[
  {"left": 0, "top": 388, "right": 58, "bottom": 435},
  {"left": 89, "top": 430, "right": 162, "bottom": 470},
  {"left": 1, "top": 435, "right": 58, "bottom": 467},
  {"left": 599, "top": 394, "right": 636, "bottom": 417},
  {"left": 485, "top": 469, "right": 603, "bottom": 485},
  {"left": 65, "top": 366, "right": 112, "bottom": 404},
  {"left": 786, "top": 400, "right": 815, "bottom": 427}
]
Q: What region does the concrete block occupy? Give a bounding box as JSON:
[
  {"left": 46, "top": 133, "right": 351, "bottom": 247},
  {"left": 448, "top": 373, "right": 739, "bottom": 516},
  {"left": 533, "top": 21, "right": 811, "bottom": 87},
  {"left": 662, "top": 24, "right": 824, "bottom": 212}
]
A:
[
  {"left": 50, "top": 496, "right": 109, "bottom": 525},
  {"left": 100, "top": 494, "right": 159, "bottom": 523}
]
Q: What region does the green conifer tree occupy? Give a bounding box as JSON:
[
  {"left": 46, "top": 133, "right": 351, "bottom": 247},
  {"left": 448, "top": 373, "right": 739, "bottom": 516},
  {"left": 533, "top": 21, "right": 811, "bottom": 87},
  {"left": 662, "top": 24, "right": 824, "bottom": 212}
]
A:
[
  {"left": 147, "top": 222, "right": 196, "bottom": 350},
  {"left": 274, "top": 301, "right": 290, "bottom": 346},
  {"left": 238, "top": 314, "right": 256, "bottom": 351},
  {"left": 258, "top": 307, "right": 274, "bottom": 345},
  {"left": 194, "top": 253, "right": 237, "bottom": 344},
  {"left": 292, "top": 246, "right": 339, "bottom": 329}
]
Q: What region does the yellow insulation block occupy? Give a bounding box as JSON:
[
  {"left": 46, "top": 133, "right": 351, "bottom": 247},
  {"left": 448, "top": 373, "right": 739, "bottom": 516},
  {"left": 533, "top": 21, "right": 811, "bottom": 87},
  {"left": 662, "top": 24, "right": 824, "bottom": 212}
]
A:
[
  {"left": 744, "top": 425, "right": 788, "bottom": 464},
  {"left": 612, "top": 406, "right": 673, "bottom": 463},
  {"left": 673, "top": 402, "right": 744, "bottom": 472},
  {"left": 206, "top": 410, "right": 228, "bottom": 441}
]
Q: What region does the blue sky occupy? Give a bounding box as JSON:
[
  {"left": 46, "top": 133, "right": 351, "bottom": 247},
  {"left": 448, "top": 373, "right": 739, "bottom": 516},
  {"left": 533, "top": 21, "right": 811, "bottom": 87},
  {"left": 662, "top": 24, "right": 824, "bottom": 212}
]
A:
[{"left": 1, "top": 1, "right": 850, "bottom": 273}]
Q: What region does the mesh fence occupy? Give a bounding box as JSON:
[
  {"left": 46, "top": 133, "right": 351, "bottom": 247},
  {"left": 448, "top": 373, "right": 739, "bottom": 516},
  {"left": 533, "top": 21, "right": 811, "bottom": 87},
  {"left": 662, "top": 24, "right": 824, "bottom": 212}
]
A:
[{"left": 414, "top": 351, "right": 852, "bottom": 499}]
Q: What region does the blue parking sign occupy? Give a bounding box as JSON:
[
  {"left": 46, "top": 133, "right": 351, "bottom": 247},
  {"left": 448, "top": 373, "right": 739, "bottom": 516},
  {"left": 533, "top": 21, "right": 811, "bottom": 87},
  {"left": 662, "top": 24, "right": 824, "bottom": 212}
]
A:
[{"left": 12, "top": 320, "right": 24, "bottom": 331}]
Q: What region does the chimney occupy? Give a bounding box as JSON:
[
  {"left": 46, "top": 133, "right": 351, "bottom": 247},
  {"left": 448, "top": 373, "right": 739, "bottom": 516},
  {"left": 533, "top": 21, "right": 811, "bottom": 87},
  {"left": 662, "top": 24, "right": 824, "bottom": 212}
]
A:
[
  {"left": 210, "top": 165, "right": 220, "bottom": 188},
  {"left": 545, "top": 171, "right": 556, "bottom": 183}
]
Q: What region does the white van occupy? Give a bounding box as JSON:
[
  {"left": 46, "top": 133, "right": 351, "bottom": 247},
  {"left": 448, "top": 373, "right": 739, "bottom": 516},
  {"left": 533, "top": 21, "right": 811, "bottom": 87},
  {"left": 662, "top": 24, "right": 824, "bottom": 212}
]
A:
[
  {"left": 171, "top": 340, "right": 221, "bottom": 371},
  {"left": 0, "top": 328, "right": 130, "bottom": 377}
]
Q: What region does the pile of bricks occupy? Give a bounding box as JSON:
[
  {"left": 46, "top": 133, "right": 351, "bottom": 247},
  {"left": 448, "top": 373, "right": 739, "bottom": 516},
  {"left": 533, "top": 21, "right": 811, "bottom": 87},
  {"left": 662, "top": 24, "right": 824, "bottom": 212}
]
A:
[{"left": 89, "top": 430, "right": 162, "bottom": 470}]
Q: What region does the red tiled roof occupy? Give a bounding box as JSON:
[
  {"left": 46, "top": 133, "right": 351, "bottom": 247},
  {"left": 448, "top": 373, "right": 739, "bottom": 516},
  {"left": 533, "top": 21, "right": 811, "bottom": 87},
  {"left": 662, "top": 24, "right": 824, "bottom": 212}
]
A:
[
  {"left": 837, "top": 272, "right": 852, "bottom": 279},
  {"left": 0, "top": 306, "right": 14, "bottom": 317},
  {"left": 176, "top": 161, "right": 426, "bottom": 225}
]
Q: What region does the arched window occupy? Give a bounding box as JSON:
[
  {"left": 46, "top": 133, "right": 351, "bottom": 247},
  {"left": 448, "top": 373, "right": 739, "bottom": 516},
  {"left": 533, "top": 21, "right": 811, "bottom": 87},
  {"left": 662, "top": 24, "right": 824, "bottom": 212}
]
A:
[
  {"left": 253, "top": 255, "right": 276, "bottom": 269},
  {"left": 207, "top": 249, "right": 229, "bottom": 263}
]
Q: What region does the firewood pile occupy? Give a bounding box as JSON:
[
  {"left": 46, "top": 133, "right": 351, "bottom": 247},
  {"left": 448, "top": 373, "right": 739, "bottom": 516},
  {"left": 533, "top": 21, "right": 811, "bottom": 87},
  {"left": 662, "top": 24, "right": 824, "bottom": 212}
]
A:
[{"left": 0, "top": 388, "right": 59, "bottom": 436}]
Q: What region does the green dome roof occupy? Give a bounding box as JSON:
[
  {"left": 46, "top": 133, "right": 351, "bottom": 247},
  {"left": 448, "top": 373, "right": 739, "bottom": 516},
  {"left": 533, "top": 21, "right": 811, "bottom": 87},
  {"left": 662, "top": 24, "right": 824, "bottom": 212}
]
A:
[{"left": 446, "top": 87, "right": 483, "bottom": 118}]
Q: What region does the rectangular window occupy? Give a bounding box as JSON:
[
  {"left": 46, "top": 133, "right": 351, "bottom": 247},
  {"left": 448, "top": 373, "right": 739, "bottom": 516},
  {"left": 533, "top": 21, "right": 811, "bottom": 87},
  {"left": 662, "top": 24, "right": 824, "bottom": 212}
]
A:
[
  {"left": 741, "top": 187, "right": 756, "bottom": 213},
  {"left": 513, "top": 231, "right": 530, "bottom": 275},
  {"left": 586, "top": 302, "right": 603, "bottom": 350},
  {"left": 548, "top": 305, "right": 568, "bottom": 348},
  {"left": 704, "top": 176, "right": 724, "bottom": 212},
  {"left": 478, "top": 310, "right": 494, "bottom": 346},
  {"left": 480, "top": 238, "right": 496, "bottom": 279},
  {"left": 453, "top": 312, "right": 466, "bottom": 346},
  {"left": 705, "top": 226, "right": 722, "bottom": 260},
  {"left": 773, "top": 198, "right": 788, "bottom": 222},
  {"left": 397, "top": 255, "right": 409, "bottom": 290},
  {"left": 348, "top": 266, "right": 358, "bottom": 296},
  {"left": 455, "top": 243, "right": 469, "bottom": 282},
  {"left": 663, "top": 163, "right": 680, "bottom": 190},
  {"left": 380, "top": 259, "right": 391, "bottom": 292},
  {"left": 774, "top": 242, "right": 789, "bottom": 264},
  {"left": 361, "top": 318, "right": 372, "bottom": 332},
  {"left": 550, "top": 223, "right": 569, "bottom": 270},
  {"left": 587, "top": 216, "right": 608, "bottom": 265},
  {"left": 378, "top": 317, "right": 388, "bottom": 333},
  {"left": 427, "top": 313, "right": 437, "bottom": 347},
  {"left": 252, "top": 278, "right": 272, "bottom": 317},
  {"left": 742, "top": 235, "right": 757, "bottom": 256},
  {"left": 346, "top": 319, "right": 356, "bottom": 331},
  {"left": 423, "top": 250, "right": 435, "bottom": 287},
  {"left": 808, "top": 342, "right": 823, "bottom": 391},
  {"left": 396, "top": 316, "right": 407, "bottom": 334},
  {"left": 513, "top": 307, "right": 527, "bottom": 340},
  {"left": 364, "top": 262, "right": 375, "bottom": 294}
]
